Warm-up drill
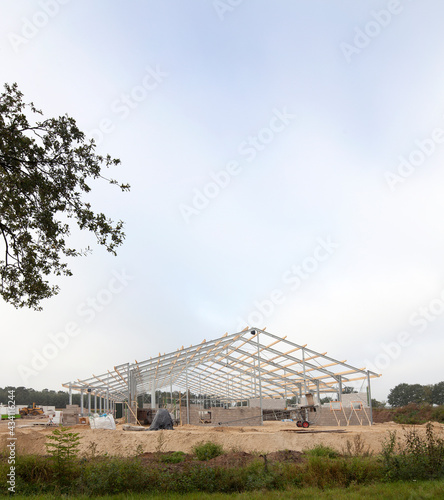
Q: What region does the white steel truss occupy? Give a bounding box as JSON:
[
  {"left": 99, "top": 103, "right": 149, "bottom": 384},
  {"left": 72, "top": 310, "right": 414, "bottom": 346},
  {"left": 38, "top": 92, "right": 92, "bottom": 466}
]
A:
[{"left": 63, "top": 328, "right": 381, "bottom": 406}]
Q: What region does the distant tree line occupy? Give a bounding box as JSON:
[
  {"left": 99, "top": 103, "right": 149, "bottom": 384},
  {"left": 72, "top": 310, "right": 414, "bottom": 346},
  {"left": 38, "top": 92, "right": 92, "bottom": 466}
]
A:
[
  {"left": 0, "top": 387, "right": 80, "bottom": 407},
  {"left": 387, "top": 382, "right": 444, "bottom": 407},
  {"left": 0, "top": 387, "right": 221, "bottom": 409}
]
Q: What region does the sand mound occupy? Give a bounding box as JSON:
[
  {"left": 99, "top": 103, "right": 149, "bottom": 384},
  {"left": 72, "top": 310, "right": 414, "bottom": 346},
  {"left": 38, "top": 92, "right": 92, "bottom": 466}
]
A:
[{"left": 1, "top": 421, "right": 443, "bottom": 458}]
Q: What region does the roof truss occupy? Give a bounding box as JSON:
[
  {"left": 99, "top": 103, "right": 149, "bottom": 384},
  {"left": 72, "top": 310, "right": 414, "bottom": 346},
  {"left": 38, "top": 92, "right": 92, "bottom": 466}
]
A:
[{"left": 63, "top": 328, "right": 380, "bottom": 402}]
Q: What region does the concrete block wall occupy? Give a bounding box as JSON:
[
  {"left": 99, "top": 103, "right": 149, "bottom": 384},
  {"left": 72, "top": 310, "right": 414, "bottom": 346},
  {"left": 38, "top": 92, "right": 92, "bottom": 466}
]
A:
[
  {"left": 249, "top": 398, "right": 286, "bottom": 410},
  {"left": 63, "top": 404, "right": 79, "bottom": 425},
  {"left": 316, "top": 406, "right": 372, "bottom": 426},
  {"left": 210, "top": 407, "right": 261, "bottom": 426},
  {"left": 341, "top": 392, "right": 369, "bottom": 407},
  {"left": 179, "top": 404, "right": 201, "bottom": 425},
  {"left": 180, "top": 405, "right": 261, "bottom": 426}
]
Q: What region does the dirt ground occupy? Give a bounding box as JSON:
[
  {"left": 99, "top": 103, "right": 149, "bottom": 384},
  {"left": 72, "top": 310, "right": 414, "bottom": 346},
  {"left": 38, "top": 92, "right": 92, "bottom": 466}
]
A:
[{"left": 2, "top": 418, "right": 444, "bottom": 458}]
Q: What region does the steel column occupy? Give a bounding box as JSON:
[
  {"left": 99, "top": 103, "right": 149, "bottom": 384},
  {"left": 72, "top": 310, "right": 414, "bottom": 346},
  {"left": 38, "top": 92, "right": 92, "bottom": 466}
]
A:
[
  {"left": 367, "top": 371, "right": 373, "bottom": 425},
  {"left": 80, "top": 389, "right": 84, "bottom": 416},
  {"left": 256, "top": 332, "right": 263, "bottom": 425}
]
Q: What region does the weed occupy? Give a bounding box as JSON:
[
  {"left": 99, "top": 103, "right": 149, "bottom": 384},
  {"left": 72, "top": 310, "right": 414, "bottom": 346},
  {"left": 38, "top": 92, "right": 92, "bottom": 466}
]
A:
[
  {"left": 342, "top": 434, "right": 373, "bottom": 457},
  {"left": 192, "top": 441, "right": 224, "bottom": 461},
  {"left": 259, "top": 453, "right": 269, "bottom": 473},
  {"left": 86, "top": 441, "right": 98, "bottom": 459},
  {"left": 159, "top": 451, "right": 186, "bottom": 464},
  {"left": 304, "top": 444, "right": 339, "bottom": 459},
  {"left": 155, "top": 430, "right": 167, "bottom": 453}
]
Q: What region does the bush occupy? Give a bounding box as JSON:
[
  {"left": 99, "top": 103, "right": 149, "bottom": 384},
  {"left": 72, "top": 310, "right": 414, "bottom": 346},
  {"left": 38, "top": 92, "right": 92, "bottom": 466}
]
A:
[
  {"left": 381, "top": 422, "right": 444, "bottom": 481},
  {"left": 192, "top": 441, "right": 224, "bottom": 461},
  {"left": 302, "top": 455, "right": 382, "bottom": 488},
  {"left": 431, "top": 406, "right": 444, "bottom": 423}
]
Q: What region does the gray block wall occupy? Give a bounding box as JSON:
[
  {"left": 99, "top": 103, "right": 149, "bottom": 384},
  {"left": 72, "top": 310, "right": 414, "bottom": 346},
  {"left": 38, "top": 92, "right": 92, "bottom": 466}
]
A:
[
  {"left": 316, "top": 406, "right": 372, "bottom": 426},
  {"left": 180, "top": 404, "right": 262, "bottom": 426}
]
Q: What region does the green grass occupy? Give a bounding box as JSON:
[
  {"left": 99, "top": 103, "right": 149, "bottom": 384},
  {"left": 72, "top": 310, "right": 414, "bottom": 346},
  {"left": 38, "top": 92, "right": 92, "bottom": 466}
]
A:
[{"left": 3, "top": 480, "right": 444, "bottom": 499}]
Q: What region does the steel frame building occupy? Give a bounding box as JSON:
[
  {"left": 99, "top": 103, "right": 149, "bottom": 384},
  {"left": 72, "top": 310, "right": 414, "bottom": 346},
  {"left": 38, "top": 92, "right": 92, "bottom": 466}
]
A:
[{"left": 63, "top": 328, "right": 381, "bottom": 422}]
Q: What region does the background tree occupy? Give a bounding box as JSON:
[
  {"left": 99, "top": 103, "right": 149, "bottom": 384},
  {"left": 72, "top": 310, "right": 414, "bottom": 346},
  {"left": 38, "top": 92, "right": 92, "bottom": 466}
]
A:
[
  {"left": 423, "top": 384, "right": 434, "bottom": 405},
  {"left": 371, "top": 398, "right": 386, "bottom": 408},
  {"left": 0, "top": 386, "right": 80, "bottom": 406},
  {"left": 432, "top": 382, "right": 444, "bottom": 405},
  {"left": 0, "top": 83, "right": 129, "bottom": 310},
  {"left": 387, "top": 383, "right": 426, "bottom": 407},
  {"left": 342, "top": 386, "right": 357, "bottom": 394}
]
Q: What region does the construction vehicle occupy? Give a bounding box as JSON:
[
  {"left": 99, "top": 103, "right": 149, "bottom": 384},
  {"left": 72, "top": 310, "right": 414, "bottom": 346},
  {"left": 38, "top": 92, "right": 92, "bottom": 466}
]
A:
[{"left": 19, "top": 403, "right": 44, "bottom": 417}]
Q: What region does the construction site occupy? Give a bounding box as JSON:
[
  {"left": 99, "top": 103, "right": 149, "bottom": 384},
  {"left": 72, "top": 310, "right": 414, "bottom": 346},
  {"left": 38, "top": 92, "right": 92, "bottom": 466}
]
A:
[
  {"left": 62, "top": 328, "right": 380, "bottom": 428},
  {"left": 4, "top": 328, "right": 444, "bottom": 461}
]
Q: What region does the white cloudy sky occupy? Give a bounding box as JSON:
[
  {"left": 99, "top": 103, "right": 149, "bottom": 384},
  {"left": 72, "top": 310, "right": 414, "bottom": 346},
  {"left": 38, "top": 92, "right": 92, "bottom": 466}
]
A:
[{"left": 1, "top": 0, "right": 444, "bottom": 402}]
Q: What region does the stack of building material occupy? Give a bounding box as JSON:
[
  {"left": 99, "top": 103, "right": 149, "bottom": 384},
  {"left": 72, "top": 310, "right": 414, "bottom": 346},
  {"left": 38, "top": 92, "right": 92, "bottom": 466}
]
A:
[{"left": 63, "top": 405, "right": 80, "bottom": 425}]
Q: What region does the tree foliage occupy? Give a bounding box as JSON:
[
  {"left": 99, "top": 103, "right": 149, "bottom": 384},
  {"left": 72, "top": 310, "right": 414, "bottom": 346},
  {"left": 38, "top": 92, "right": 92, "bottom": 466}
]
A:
[
  {"left": 0, "top": 83, "right": 129, "bottom": 309},
  {"left": 342, "top": 386, "right": 357, "bottom": 394},
  {"left": 387, "top": 382, "right": 444, "bottom": 407},
  {"left": 0, "top": 386, "right": 80, "bottom": 407},
  {"left": 432, "top": 382, "right": 444, "bottom": 405},
  {"left": 371, "top": 398, "right": 386, "bottom": 408}
]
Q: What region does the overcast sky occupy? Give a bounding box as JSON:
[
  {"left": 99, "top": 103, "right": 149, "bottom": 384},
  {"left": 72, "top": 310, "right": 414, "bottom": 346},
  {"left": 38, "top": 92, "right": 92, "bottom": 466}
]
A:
[{"left": 1, "top": 0, "right": 444, "bottom": 402}]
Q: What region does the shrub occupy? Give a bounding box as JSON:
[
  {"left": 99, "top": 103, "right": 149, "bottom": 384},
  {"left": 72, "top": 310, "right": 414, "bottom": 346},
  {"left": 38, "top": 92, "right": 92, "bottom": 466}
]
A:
[
  {"left": 192, "top": 441, "right": 224, "bottom": 461},
  {"left": 381, "top": 422, "right": 444, "bottom": 480},
  {"left": 77, "top": 457, "right": 152, "bottom": 495},
  {"left": 302, "top": 455, "right": 382, "bottom": 488},
  {"left": 45, "top": 426, "right": 81, "bottom": 465},
  {"left": 45, "top": 426, "right": 81, "bottom": 491},
  {"left": 431, "top": 406, "right": 444, "bottom": 423}
]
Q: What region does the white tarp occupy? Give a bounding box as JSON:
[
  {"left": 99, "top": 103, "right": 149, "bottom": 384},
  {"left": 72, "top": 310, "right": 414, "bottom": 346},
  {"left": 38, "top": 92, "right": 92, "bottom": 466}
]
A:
[{"left": 89, "top": 414, "right": 116, "bottom": 430}]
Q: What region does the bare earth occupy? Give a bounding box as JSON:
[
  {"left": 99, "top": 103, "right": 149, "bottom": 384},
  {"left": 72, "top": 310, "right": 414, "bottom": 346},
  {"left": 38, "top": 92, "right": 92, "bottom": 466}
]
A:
[{"left": 1, "top": 419, "right": 443, "bottom": 457}]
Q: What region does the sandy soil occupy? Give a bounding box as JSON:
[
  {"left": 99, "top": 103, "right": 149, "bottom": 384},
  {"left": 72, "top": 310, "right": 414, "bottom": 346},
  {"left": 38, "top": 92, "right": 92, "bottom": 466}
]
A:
[{"left": 1, "top": 419, "right": 443, "bottom": 458}]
